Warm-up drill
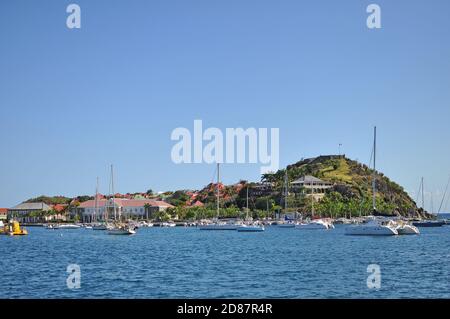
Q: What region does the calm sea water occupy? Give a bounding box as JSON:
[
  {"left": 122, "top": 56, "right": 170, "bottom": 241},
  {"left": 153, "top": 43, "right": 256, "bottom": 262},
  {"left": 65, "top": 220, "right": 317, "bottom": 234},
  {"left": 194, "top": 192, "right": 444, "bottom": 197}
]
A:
[{"left": 1, "top": 225, "right": 450, "bottom": 299}]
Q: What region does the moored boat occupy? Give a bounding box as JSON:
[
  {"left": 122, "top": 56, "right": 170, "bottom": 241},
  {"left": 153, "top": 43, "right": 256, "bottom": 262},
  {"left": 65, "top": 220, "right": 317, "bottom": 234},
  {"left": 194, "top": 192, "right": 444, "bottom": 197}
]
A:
[
  {"left": 237, "top": 224, "right": 265, "bottom": 232},
  {"left": 345, "top": 217, "right": 398, "bottom": 236},
  {"left": 412, "top": 220, "right": 445, "bottom": 228},
  {"left": 92, "top": 223, "right": 108, "bottom": 230},
  {"left": 198, "top": 164, "right": 239, "bottom": 231},
  {"left": 295, "top": 219, "right": 334, "bottom": 230},
  {"left": 107, "top": 224, "right": 136, "bottom": 235}
]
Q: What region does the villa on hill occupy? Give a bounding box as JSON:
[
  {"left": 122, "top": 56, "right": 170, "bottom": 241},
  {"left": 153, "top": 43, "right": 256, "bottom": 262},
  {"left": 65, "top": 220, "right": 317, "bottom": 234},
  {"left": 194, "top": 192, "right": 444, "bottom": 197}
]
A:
[{"left": 291, "top": 176, "right": 333, "bottom": 200}]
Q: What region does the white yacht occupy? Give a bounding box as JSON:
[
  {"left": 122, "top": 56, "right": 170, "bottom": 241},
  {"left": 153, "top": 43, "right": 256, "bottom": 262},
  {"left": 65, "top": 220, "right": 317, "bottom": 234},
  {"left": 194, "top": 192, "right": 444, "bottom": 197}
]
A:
[
  {"left": 344, "top": 127, "right": 398, "bottom": 236},
  {"left": 295, "top": 219, "right": 334, "bottom": 230},
  {"left": 345, "top": 217, "right": 398, "bottom": 236},
  {"left": 199, "top": 164, "right": 239, "bottom": 231}
]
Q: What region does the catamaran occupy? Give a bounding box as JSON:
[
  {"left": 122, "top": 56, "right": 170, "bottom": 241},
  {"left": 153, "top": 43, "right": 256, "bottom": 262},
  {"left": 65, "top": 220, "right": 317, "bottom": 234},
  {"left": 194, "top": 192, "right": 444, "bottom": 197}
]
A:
[
  {"left": 106, "top": 165, "right": 136, "bottom": 235},
  {"left": 345, "top": 127, "right": 398, "bottom": 236},
  {"left": 199, "top": 164, "right": 239, "bottom": 231}
]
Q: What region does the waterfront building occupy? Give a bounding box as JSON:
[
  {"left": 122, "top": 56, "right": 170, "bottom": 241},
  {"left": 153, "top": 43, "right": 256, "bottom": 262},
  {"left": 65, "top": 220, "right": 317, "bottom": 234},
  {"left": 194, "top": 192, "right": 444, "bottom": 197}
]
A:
[
  {"left": 7, "top": 202, "right": 53, "bottom": 223},
  {"left": 78, "top": 198, "right": 174, "bottom": 222},
  {"left": 0, "top": 208, "right": 7, "bottom": 220}
]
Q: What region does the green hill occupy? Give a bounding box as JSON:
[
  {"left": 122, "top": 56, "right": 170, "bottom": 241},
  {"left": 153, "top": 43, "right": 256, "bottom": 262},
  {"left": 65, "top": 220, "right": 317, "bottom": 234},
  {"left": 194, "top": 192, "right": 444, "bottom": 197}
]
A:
[{"left": 262, "top": 155, "right": 421, "bottom": 217}]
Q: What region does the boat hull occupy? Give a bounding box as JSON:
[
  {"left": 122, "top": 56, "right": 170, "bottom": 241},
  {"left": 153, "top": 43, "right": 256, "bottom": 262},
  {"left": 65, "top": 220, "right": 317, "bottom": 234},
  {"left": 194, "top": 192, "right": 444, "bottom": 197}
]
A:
[
  {"left": 396, "top": 225, "right": 420, "bottom": 235},
  {"left": 92, "top": 225, "right": 107, "bottom": 230},
  {"left": 345, "top": 225, "right": 398, "bottom": 236},
  {"left": 295, "top": 220, "right": 334, "bottom": 230},
  {"left": 237, "top": 225, "right": 265, "bottom": 232},
  {"left": 412, "top": 221, "right": 445, "bottom": 227},
  {"left": 107, "top": 228, "right": 136, "bottom": 235}
]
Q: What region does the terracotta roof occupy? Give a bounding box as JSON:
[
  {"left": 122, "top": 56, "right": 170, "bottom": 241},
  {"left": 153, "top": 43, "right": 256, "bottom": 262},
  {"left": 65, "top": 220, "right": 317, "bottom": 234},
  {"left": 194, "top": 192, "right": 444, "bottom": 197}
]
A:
[
  {"left": 0, "top": 208, "right": 7, "bottom": 213},
  {"left": 52, "top": 204, "right": 68, "bottom": 212},
  {"left": 192, "top": 201, "right": 204, "bottom": 207}
]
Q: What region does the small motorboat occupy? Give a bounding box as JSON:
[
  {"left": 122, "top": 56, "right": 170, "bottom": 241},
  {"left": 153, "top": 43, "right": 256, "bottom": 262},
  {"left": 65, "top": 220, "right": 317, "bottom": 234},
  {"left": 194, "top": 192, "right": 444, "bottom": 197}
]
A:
[
  {"left": 107, "top": 228, "right": 136, "bottom": 235},
  {"left": 107, "top": 223, "right": 136, "bottom": 235},
  {"left": 92, "top": 223, "right": 108, "bottom": 230}
]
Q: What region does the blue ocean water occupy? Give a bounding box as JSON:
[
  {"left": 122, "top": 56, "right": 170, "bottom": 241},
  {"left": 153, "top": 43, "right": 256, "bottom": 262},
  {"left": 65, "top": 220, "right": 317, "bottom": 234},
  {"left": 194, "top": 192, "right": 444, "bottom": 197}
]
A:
[{"left": 1, "top": 225, "right": 449, "bottom": 299}]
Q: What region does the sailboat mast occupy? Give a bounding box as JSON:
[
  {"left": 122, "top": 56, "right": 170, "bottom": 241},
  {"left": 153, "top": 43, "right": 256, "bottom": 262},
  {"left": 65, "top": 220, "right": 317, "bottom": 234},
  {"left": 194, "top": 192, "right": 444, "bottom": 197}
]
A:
[
  {"left": 284, "top": 170, "right": 288, "bottom": 212},
  {"left": 216, "top": 163, "right": 220, "bottom": 219},
  {"left": 372, "top": 126, "right": 377, "bottom": 211},
  {"left": 94, "top": 177, "right": 99, "bottom": 222},
  {"left": 111, "top": 165, "right": 117, "bottom": 221},
  {"left": 438, "top": 175, "right": 450, "bottom": 213},
  {"left": 421, "top": 177, "right": 425, "bottom": 210},
  {"left": 311, "top": 180, "right": 314, "bottom": 218},
  {"left": 246, "top": 185, "right": 249, "bottom": 219},
  {"left": 431, "top": 191, "right": 434, "bottom": 214}
]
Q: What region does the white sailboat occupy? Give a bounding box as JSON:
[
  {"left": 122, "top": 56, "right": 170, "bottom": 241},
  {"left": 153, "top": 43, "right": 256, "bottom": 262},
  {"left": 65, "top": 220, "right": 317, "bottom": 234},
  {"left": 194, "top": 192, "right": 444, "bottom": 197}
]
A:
[
  {"left": 278, "top": 170, "right": 296, "bottom": 228},
  {"left": 412, "top": 177, "right": 444, "bottom": 228},
  {"left": 199, "top": 164, "right": 239, "bottom": 231},
  {"left": 92, "top": 177, "right": 108, "bottom": 230},
  {"left": 107, "top": 165, "right": 136, "bottom": 235},
  {"left": 237, "top": 186, "right": 265, "bottom": 232},
  {"left": 345, "top": 127, "right": 398, "bottom": 236}
]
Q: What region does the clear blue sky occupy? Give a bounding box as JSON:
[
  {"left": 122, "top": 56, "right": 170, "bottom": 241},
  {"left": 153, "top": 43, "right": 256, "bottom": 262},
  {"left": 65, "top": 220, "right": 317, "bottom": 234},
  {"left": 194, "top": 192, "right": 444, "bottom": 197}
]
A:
[{"left": 1, "top": 0, "right": 450, "bottom": 211}]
